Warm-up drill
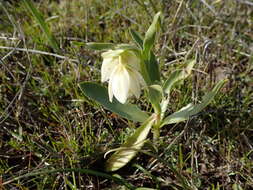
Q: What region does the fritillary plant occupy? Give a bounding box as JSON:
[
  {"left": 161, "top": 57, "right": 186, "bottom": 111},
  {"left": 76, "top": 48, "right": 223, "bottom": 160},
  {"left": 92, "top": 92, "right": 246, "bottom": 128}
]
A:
[{"left": 80, "top": 12, "right": 226, "bottom": 172}]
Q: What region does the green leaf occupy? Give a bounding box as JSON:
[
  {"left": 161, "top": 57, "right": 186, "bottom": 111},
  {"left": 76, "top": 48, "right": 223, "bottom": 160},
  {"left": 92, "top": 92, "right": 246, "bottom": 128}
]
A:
[
  {"left": 130, "top": 28, "right": 160, "bottom": 84},
  {"left": 149, "top": 52, "right": 161, "bottom": 83},
  {"left": 141, "top": 51, "right": 160, "bottom": 85},
  {"left": 79, "top": 82, "right": 149, "bottom": 122},
  {"left": 161, "top": 79, "right": 227, "bottom": 127},
  {"left": 141, "top": 12, "right": 162, "bottom": 84},
  {"left": 23, "top": 0, "right": 59, "bottom": 51},
  {"left": 129, "top": 29, "right": 143, "bottom": 49},
  {"left": 115, "top": 44, "right": 139, "bottom": 51},
  {"left": 71, "top": 41, "right": 86, "bottom": 47},
  {"left": 105, "top": 115, "right": 156, "bottom": 171},
  {"left": 148, "top": 84, "right": 163, "bottom": 113},
  {"left": 85, "top": 42, "right": 115, "bottom": 50},
  {"left": 143, "top": 12, "right": 161, "bottom": 58},
  {"left": 163, "top": 60, "right": 195, "bottom": 95},
  {"left": 85, "top": 43, "right": 139, "bottom": 52}
]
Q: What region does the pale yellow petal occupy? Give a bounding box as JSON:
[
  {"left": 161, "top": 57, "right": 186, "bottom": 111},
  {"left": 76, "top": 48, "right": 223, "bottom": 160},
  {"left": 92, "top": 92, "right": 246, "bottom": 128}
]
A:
[
  {"left": 120, "top": 50, "right": 140, "bottom": 71},
  {"left": 108, "top": 74, "right": 114, "bottom": 102},
  {"left": 128, "top": 69, "right": 141, "bottom": 98},
  {"left": 111, "top": 65, "right": 130, "bottom": 104},
  {"left": 136, "top": 70, "right": 146, "bottom": 87},
  {"left": 101, "top": 57, "right": 119, "bottom": 82}
]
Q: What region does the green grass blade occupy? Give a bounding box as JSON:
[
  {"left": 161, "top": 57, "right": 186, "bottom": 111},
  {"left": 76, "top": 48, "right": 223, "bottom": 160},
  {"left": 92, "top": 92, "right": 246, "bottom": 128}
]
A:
[
  {"left": 23, "top": 0, "right": 59, "bottom": 51},
  {"left": 138, "top": 150, "right": 192, "bottom": 189},
  {"left": 3, "top": 168, "right": 135, "bottom": 190},
  {"left": 133, "top": 164, "right": 160, "bottom": 188}
]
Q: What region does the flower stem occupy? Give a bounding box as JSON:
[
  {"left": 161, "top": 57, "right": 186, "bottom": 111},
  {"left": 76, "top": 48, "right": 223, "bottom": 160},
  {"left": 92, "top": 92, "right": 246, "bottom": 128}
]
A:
[
  {"left": 153, "top": 124, "right": 160, "bottom": 141},
  {"left": 152, "top": 113, "right": 161, "bottom": 141}
]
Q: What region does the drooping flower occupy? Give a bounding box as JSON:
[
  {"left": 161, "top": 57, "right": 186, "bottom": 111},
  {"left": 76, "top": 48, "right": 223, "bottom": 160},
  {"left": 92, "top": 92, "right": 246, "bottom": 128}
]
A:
[{"left": 101, "top": 49, "right": 145, "bottom": 104}]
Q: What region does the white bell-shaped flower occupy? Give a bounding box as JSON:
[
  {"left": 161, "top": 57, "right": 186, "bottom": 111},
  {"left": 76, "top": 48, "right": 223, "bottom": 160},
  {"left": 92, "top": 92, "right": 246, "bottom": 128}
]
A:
[{"left": 101, "top": 49, "right": 145, "bottom": 104}]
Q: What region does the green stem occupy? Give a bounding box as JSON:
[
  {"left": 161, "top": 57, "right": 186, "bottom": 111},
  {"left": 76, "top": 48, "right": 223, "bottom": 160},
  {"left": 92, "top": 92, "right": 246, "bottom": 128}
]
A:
[
  {"left": 160, "top": 96, "right": 170, "bottom": 120},
  {"left": 152, "top": 113, "right": 161, "bottom": 141},
  {"left": 153, "top": 123, "right": 160, "bottom": 141},
  {"left": 153, "top": 96, "right": 170, "bottom": 141}
]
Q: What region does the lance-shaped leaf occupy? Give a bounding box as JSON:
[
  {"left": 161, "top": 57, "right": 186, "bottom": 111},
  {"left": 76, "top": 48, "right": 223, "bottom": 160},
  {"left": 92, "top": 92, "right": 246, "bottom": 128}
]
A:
[
  {"left": 85, "top": 42, "right": 139, "bottom": 51},
  {"left": 130, "top": 29, "right": 143, "bottom": 49},
  {"left": 115, "top": 44, "right": 140, "bottom": 52},
  {"left": 161, "top": 79, "right": 227, "bottom": 127},
  {"left": 85, "top": 42, "right": 115, "bottom": 50},
  {"left": 139, "top": 51, "right": 161, "bottom": 85},
  {"left": 105, "top": 115, "right": 156, "bottom": 171},
  {"left": 79, "top": 82, "right": 149, "bottom": 122},
  {"left": 148, "top": 52, "right": 161, "bottom": 83},
  {"left": 163, "top": 60, "right": 195, "bottom": 95},
  {"left": 130, "top": 25, "right": 161, "bottom": 84},
  {"left": 142, "top": 12, "right": 161, "bottom": 84},
  {"left": 143, "top": 12, "right": 161, "bottom": 58}
]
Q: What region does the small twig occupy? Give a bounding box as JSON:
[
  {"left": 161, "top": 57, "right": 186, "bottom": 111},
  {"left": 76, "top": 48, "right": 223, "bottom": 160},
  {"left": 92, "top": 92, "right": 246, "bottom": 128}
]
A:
[
  {"left": 235, "top": 0, "right": 253, "bottom": 6},
  {"left": 0, "top": 46, "right": 79, "bottom": 63},
  {"left": 232, "top": 49, "right": 251, "bottom": 57},
  {"left": 114, "top": 9, "right": 139, "bottom": 25},
  {"left": 1, "top": 40, "right": 22, "bottom": 61},
  {"left": 62, "top": 37, "right": 86, "bottom": 42},
  {"left": 241, "top": 133, "right": 253, "bottom": 150},
  {"left": 171, "top": 0, "right": 184, "bottom": 28},
  {"left": 132, "top": 0, "right": 152, "bottom": 19},
  {"left": 0, "top": 36, "right": 20, "bottom": 41},
  {"left": 200, "top": 0, "right": 218, "bottom": 16},
  {"left": 0, "top": 83, "right": 21, "bottom": 124}
]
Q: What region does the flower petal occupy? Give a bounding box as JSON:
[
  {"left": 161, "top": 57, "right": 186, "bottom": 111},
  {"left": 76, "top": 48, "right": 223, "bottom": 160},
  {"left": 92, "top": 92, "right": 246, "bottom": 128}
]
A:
[
  {"left": 108, "top": 73, "right": 114, "bottom": 102},
  {"left": 110, "top": 65, "right": 130, "bottom": 104},
  {"left": 136, "top": 70, "right": 146, "bottom": 87},
  {"left": 120, "top": 51, "right": 140, "bottom": 71},
  {"left": 129, "top": 70, "right": 145, "bottom": 98},
  {"left": 101, "top": 57, "right": 119, "bottom": 82}
]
